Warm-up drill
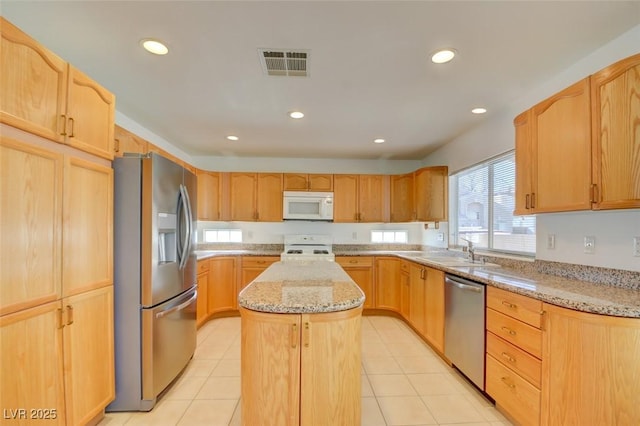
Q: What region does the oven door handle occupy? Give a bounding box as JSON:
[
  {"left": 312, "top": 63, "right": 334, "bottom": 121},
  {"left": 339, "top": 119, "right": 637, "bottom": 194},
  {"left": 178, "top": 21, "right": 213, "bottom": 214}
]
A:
[
  {"left": 445, "top": 277, "right": 483, "bottom": 293},
  {"left": 155, "top": 290, "right": 197, "bottom": 319}
]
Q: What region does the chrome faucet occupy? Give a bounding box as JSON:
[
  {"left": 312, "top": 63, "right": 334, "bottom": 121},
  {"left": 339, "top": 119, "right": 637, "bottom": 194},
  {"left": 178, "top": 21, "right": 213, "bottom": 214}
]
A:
[{"left": 460, "top": 237, "right": 475, "bottom": 263}]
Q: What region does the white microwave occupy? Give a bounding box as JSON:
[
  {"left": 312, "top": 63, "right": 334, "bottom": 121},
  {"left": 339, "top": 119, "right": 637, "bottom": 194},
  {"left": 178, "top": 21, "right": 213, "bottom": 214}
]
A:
[{"left": 283, "top": 191, "right": 334, "bottom": 221}]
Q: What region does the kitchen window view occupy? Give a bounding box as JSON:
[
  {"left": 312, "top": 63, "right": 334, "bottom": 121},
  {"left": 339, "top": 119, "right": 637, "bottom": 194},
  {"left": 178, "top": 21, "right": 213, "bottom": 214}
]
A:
[
  {"left": 203, "top": 229, "right": 243, "bottom": 243},
  {"left": 370, "top": 230, "right": 408, "bottom": 243},
  {"left": 450, "top": 151, "right": 536, "bottom": 255}
]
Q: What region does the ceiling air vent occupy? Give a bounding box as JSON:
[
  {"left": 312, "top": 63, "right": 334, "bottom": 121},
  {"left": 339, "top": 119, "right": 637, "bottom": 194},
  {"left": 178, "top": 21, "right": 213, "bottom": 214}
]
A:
[{"left": 258, "top": 49, "right": 309, "bottom": 77}]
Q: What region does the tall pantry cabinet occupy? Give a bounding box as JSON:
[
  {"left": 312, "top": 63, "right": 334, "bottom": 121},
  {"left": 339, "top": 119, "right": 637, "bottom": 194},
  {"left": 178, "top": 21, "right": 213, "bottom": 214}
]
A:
[{"left": 0, "top": 17, "right": 115, "bottom": 425}]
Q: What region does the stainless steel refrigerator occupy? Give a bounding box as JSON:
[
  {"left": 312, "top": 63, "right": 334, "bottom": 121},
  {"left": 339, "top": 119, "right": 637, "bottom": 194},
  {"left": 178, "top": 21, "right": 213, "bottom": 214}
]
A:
[{"left": 108, "top": 152, "right": 197, "bottom": 411}]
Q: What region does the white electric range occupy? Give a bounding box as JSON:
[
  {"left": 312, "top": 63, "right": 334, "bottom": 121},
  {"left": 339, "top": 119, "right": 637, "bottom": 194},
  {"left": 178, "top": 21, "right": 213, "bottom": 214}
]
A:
[{"left": 280, "top": 234, "right": 335, "bottom": 261}]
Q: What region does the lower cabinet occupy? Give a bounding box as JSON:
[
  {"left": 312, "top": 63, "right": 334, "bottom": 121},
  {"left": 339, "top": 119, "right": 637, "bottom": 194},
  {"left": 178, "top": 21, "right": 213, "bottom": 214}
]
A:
[
  {"left": 400, "top": 261, "right": 410, "bottom": 319},
  {"left": 423, "top": 267, "right": 445, "bottom": 353},
  {"left": 239, "top": 256, "right": 280, "bottom": 293},
  {"left": 0, "top": 286, "right": 114, "bottom": 426},
  {"left": 373, "top": 257, "right": 400, "bottom": 311},
  {"left": 337, "top": 256, "right": 375, "bottom": 309},
  {"left": 240, "top": 306, "right": 362, "bottom": 425},
  {"left": 196, "top": 260, "right": 210, "bottom": 327},
  {"left": 408, "top": 263, "right": 427, "bottom": 335},
  {"left": 208, "top": 257, "right": 237, "bottom": 313},
  {"left": 541, "top": 303, "right": 640, "bottom": 425},
  {"left": 485, "top": 287, "right": 542, "bottom": 426}
]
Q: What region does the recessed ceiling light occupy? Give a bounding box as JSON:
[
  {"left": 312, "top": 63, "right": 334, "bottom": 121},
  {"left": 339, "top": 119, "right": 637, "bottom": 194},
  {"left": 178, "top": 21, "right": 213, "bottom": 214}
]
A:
[
  {"left": 471, "top": 107, "right": 487, "bottom": 114},
  {"left": 289, "top": 111, "right": 304, "bottom": 119},
  {"left": 431, "top": 48, "right": 456, "bottom": 64},
  {"left": 141, "top": 39, "right": 169, "bottom": 55},
  {"left": 373, "top": 138, "right": 386, "bottom": 144},
  {"left": 226, "top": 135, "right": 239, "bottom": 141}
]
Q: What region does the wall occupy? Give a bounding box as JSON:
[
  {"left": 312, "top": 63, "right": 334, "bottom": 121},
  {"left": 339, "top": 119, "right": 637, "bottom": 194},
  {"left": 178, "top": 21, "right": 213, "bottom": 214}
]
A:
[{"left": 422, "top": 24, "right": 640, "bottom": 272}]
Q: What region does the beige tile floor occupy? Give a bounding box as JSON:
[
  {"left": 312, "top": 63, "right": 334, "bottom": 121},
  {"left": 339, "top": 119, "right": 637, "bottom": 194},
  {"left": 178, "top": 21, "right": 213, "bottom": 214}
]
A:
[{"left": 100, "top": 315, "right": 513, "bottom": 426}]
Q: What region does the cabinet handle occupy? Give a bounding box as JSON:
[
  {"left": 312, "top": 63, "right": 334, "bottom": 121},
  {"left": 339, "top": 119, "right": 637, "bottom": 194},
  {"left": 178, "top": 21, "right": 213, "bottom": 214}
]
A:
[
  {"left": 530, "top": 192, "right": 536, "bottom": 209},
  {"left": 501, "top": 352, "right": 516, "bottom": 363},
  {"left": 501, "top": 326, "right": 516, "bottom": 336},
  {"left": 114, "top": 138, "right": 120, "bottom": 153},
  {"left": 525, "top": 194, "right": 530, "bottom": 209},
  {"left": 57, "top": 308, "right": 65, "bottom": 329},
  {"left": 349, "top": 259, "right": 358, "bottom": 264},
  {"left": 257, "top": 260, "right": 266, "bottom": 264},
  {"left": 501, "top": 300, "right": 517, "bottom": 309},
  {"left": 66, "top": 305, "right": 74, "bottom": 325},
  {"left": 500, "top": 377, "right": 516, "bottom": 389},
  {"left": 303, "top": 322, "right": 310, "bottom": 347},
  {"left": 590, "top": 184, "right": 598, "bottom": 204},
  {"left": 291, "top": 323, "right": 298, "bottom": 348},
  {"left": 60, "top": 114, "right": 67, "bottom": 136},
  {"left": 68, "top": 117, "right": 75, "bottom": 138}
]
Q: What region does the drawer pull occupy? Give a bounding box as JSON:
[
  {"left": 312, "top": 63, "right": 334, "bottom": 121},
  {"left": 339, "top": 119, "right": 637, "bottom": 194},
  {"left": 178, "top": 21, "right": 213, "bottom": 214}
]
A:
[
  {"left": 501, "top": 377, "right": 516, "bottom": 389},
  {"left": 291, "top": 323, "right": 298, "bottom": 348},
  {"left": 350, "top": 259, "right": 358, "bottom": 263},
  {"left": 501, "top": 352, "right": 516, "bottom": 363},
  {"left": 501, "top": 300, "right": 517, "bottom": 309},
  {"left": 501, "top": 326, "right": 517, "bottom": 336}
]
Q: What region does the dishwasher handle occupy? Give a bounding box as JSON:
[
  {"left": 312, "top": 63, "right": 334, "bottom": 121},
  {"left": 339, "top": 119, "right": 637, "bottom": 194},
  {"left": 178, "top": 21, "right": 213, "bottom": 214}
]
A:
[{"left": 445, "top": 275, "right": 484, "bottom": 293}]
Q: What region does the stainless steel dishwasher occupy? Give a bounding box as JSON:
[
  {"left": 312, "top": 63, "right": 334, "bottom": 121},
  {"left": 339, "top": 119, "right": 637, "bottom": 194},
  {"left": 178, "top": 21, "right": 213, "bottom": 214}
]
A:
[{"left": 444, "top": 274, "right": 486, "bottom": 390}]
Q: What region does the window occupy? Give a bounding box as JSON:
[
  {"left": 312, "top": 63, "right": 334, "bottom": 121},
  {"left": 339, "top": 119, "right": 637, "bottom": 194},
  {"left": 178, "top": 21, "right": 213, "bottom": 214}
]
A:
[
  {"left": 371, "top": 230, "right": 408, "bottom": 244},
  {"left": 203, "top": 229, "right": 242, "bottom": 243},
  {"left": 451, "top": 151, "right": 536, "bottom": 255}
]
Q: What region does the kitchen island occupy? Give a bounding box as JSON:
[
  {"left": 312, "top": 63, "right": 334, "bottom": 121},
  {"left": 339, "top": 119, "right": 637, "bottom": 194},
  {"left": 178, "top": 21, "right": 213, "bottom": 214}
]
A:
[{"left": 238, "top": 260, "right": 364, "bottom": 426}]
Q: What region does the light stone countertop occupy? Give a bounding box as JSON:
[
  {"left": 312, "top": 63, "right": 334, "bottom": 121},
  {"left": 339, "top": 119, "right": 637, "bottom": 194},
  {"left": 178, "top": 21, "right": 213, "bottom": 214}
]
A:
[{"left": 238, "top": 261, "right": 365, "bottom": 314}]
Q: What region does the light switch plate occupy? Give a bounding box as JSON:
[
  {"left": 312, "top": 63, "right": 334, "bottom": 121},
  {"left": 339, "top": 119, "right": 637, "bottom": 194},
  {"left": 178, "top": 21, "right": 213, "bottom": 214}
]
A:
[
  {"left": 547, "top": 234, "right": 556, "bottom": 249},
  {"left": 634, "top": 236, "right": 640, "bottom": 257}
]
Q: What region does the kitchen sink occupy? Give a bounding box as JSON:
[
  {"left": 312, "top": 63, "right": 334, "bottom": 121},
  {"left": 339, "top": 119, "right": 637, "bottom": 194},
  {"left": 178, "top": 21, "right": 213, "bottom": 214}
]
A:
[{"left": 414, "top": 256, "right": 501, "bottom": 268}]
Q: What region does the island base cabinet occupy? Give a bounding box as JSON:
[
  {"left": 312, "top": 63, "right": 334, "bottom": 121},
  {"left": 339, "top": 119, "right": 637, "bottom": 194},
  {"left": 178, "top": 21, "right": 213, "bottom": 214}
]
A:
[
  {"left": 240, "top": 307, "right": 362, "bottom": 426},
  {"left": 541, "top": 303, "right": 640, "bottom": 426}
]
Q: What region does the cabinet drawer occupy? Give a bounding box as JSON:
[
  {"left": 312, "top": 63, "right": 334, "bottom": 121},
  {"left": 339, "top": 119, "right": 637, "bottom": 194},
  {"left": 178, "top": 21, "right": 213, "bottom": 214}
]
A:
[
  {"left": 197, "top": 260, "right": 210, "bottom": 274},
  {"left": 336, "top": 256, "right": 374, "bottom": 267},
  {"left": 486, "top": 331, "right": 541, "bottom": 388},
  {"left": 487, "top": 287, "right": 542, "bottom": 328},
  {"left": 242, "top": 256, "right": 280, "bottom": 268},
  {"left": 486, "top": 354, "right": 540, "bottom": 426},
  {"left": 487, "top": 308, "right": 542, "bottom": 358}
]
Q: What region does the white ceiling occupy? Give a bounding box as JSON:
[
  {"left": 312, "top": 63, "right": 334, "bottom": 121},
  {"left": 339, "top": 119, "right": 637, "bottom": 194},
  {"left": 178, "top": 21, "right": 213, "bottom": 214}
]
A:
[{"left": 3, "top": 1, "right": 639, "bottom": 160}]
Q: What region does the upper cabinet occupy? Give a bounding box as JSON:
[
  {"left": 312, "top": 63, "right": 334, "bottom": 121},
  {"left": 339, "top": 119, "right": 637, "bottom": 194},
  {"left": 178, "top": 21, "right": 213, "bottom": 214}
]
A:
[
  {"left": 229, "top": 172, "right": 283, "bottom": 222},
  {"left": 1, "top": 18, "right": 115, "bottom": 160},
  {"left": 333, "top": 174, "right": 387, "bottom": 222},
  {"left": 114, "top": 125, "right": 148, "bottom": 158},
  {"left": 196, "top": 170, "right": 222, "bottom": 221},
  {"left": 283, "top": 173, "right": 333, "bottom": 191},
  {"left": 590, "top": 53, "right": 640, "bottom": 210},
  {"left": 390, "top": 173, "right": 414, "bottom": 222},
  {"left": 514, "top": 54, "right": 640, "bottom": 215},
  {"left": 414, "top": 166, "right": 448, "bottom": 222}
]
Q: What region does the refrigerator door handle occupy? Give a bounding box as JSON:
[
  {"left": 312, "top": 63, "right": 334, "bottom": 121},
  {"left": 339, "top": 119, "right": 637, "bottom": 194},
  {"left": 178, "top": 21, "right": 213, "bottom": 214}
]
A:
[
  {"left": 155, "top": 290, "right": 198, "bottom": 319},
  {"left": 177, "top": 184, "right": 191, "bottom": 270},
  {"left": 182, "top": 184, "right": 194, "bottom": 259}
]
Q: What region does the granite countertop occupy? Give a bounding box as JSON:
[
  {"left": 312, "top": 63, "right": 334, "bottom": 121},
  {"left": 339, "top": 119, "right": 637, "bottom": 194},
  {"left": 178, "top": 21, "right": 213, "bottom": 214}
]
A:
[
  {"left": 238, "top": 261, "right": 365, "bottom": 314},
  {"left": 197, "top": 247, "right": 640, "bottom": 318},
  {"left": 195, "top": 249, "right": 281, "bottom": 260}
]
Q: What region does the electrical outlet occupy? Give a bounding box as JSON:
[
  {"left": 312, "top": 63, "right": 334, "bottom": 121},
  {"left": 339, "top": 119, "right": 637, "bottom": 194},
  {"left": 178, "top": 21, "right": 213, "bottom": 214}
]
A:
[
  {"left": 352, "top": 232, "right": 357, "bottom": 241},
  {"left": 547, "top": 234, "right": 556, "bottom": 249},
  {"left": 584, "top": 236, "right": 595, "bottom": 254},
  {"left": 437, "top": 232, "right": 444, "bottom": 242},
  {"left": 634, "top": 236, "right": 640, "bottom": 257}
]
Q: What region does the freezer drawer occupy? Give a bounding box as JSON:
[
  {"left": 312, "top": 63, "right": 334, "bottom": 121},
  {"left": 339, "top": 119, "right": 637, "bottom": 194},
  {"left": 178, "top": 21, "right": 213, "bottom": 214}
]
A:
[{"left": 141, "top": 287, "right": 197, "bottom": 406}]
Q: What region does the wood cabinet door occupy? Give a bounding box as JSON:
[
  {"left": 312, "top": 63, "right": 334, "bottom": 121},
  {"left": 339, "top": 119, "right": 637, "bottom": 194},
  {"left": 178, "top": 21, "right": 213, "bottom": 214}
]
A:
[
  {"left": 408, "top": 263, "right": 426, "bottom": 335},
  {"left": 414, "top": 167, "right": 448, "bottom": 222},
  {"left": 308, "top": 173, "right": 333, "bottom": 191},
  {"left": 1, "top": 138, "right": 63, "bottom": 315},
  {"left": 532, "top": 77, "right": 592, "bottom": 213},
  {"left": 240, "top": 308, "right": 301, "bottom": 426},
  {"left": 390, "top": 173, "right": 414, "bottom": 222},
  {"left": 0, "top": 301, "right": 67, "bottom": 425},
  {"left": 196, "top": 170, "right": 221, "bottom": 221},
  {"left": 283, "top": 173, "right": 308, "bottom": 190},
  {"left": 65, "top": 66, "right": 115, "bottom": 160},
  {"left": 256, "top": 173, "right": 283, "bottom": 221},
  {"left": 400, "top": 267, "right": 410, "bottom": 320},
  {"left": 208, "top": 257, "right": 237, "bottom": 313},
  {"left": 590, "top": 53, "right": 640, "bottom": 210},
  {"left": 196, "top": 272, "right": 209, "bottom": 327},
  {"left": 514, "top": 110, "right": 534, "bottom": 215},
  {"left": 1, "top": 17, "right": 67, "bottom": 143},
  {"left": 541, "top": 303, "right": 640, "bottom": 426},
  {"left": 358, "top": 174, "right": 386, "bottom": 222},
  {"left": 301, "top": 308, "right": 361, "bottom": 426},
  {"left": 113, "top": 125, "right": 148, "bottom": 158},
  {"left": 240, "top": 256, "right": 279, "bottom": 292},
  {"left": 62, "top": 157, "right": 113, "bottom": 298},
  {"left": 374, "top": 257, "right": 400, "bottom": 311},
  {"left": 229, "top": 172, "right": 256, "bottom": 221},
  {"left": 62, "top": 286, "right": 115, "bottom": 426},
  {"left": 333, "top": 174, "right": 358, "bottom": 222},
  {"left": 424, "top": 267, "right": 445, "bottom": 353}
]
